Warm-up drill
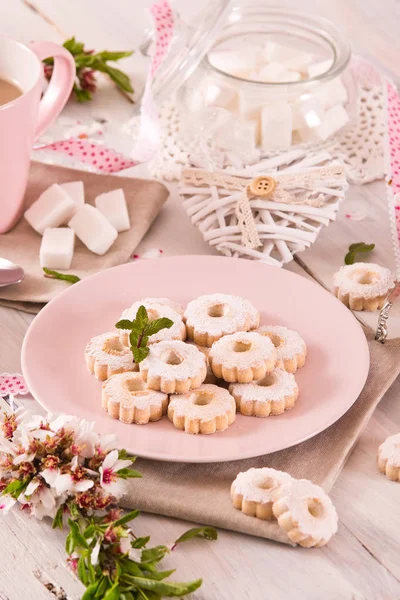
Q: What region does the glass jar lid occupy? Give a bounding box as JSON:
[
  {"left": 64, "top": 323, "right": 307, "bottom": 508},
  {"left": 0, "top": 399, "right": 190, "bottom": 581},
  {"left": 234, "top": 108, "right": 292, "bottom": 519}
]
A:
[{"left": 140, "top": 0, "right": 231, "bottom": 106}]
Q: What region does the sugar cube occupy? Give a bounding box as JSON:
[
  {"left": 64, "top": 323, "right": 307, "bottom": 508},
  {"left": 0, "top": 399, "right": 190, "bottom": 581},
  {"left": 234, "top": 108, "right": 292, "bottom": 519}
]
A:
[
  {"left": 314, "top": 77, "right": 348, "bottom": 110},
  {"left": 204, "top": 84, "right": 238, "bottom": 112},
  {"left": 59, "top": 181, "right": 85, "bottom": 206},
  {"left": 261, "top": 103, "right": 293, "bottom": 151},
  {"left": 264, "top": 41, "right": 313, "bottom": 72},
  {"left": 24, "top": 184, "right": 77, "bottom": 235},
  {"left": 257, "top": 62, "right": 287, "bottom": 82},
  {"left": 291, "top": 96, "right": 324, "bottom": 130},
  {"left": 208, "top": 49, "right": 261, "bottom": 78},
  {"left": 68, "top": 204, "right": 118, "bottom": 255},
  {"left": 314, "top": 104, "right": 349, "bottom": 140},
  {"left": 307, "top": 59, "right": 333, "bottom": 78},
  {"left": 40, "top": 227, "right": 75, "bottom": 269},
  {"left": 95, "top": 189, "right": 130, "bottom": 233}
]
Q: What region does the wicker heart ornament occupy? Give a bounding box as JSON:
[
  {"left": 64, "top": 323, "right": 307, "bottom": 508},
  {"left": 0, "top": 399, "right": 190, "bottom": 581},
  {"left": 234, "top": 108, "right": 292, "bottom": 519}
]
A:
[{"left": 179, "top": 149, "right": 348, "bottom": 266}]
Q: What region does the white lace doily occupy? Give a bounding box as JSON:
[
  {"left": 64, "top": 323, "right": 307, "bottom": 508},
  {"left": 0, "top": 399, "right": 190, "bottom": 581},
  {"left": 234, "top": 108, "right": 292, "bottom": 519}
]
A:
[{"left": 122, "top": 57, "right": 385, "bottom": 185}]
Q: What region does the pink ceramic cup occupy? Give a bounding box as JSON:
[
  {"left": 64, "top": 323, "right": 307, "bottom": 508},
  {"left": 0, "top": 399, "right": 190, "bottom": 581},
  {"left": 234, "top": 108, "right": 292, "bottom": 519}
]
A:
[{"left": 0, "top": 36, "right": 76, "bottom": 234}]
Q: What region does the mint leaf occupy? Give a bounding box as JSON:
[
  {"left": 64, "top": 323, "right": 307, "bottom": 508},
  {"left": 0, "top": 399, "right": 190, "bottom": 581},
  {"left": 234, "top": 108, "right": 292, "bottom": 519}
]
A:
[
  {"left": 115, "top": 319, "right": 135, "bottom": 330},
  {"left": 135, "top": 305, "right": 149, "bottom": 330},
  {"left": 43, "top": 268, "right": 80, "bottom": 283},
  {"left": 74, "top": 86, "right": 93, "bottom": 102},
  {"left": 132, "top": 346, "right": 149, "bottom": 364},
  {"left": 344, "top": 242, "right": 375, "bottom": 265},
  {"left": 139, "top": 335, "right": 149, "bottom": 348},
  {"left": 145, "top": 318, "right": 174, "bottom": 337},
  {"left": 101, "top": 65, "right": 133, "bottom": 93},
  {"left": 172, "top": 527, "right": 218, "bottom": 550},
  {"left": 63, "top": 37, "right": 85, "bottom": 55},
  {"left": 98, "top": 51, "right": 133, "bottom": 61}
]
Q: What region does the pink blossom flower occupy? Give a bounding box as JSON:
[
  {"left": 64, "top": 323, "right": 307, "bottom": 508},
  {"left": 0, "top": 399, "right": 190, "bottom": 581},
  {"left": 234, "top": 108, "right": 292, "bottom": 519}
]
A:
[
  {"left": 99, "top": 450, "right": 131, "bottom": 498},
  {"left": 22, "top": 478, "right": 58, "bottom": 520},
  {"left": 119, "top": 534, "right": 142, "bottom": 561},
  {"left": 0, "top": 495, "right": 16, "bottom": 513},
  {"left": 90, "top": 539, "right": 101, "bottom": 565}
]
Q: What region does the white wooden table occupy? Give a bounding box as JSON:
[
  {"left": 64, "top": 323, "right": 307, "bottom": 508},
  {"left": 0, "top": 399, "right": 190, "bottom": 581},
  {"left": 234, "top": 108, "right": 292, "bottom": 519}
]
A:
[{"left": 1, "top": 1, "right": 400, "bottom": 599}]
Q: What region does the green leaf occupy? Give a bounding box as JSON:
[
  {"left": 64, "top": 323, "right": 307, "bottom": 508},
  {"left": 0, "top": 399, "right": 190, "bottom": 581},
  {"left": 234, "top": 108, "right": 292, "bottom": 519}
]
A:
[
  {"left": 142, "top": 570, "right": 176, "bottom": 582},
  {"left": 135, "top": 305, "right": 149, "bottom": 330},
  {"left": 69, "top": 501, "right": 81, "bottom": 519},
  {"left": 74, "top": 85, "right": 93, "bottom": 102},
  {"left": 132, "top": 346, "right": 150, "bottom": 364},
  {"left": 104, "top": 582, "right": 121, "bottom": 600},
  {"left": 98, "top": 51, "right": 134, "bottom": 61},
  {"left": 122, "top": 576, "right": 202, "bottom": 597},
  {"left": 113, "top": 510, "right": 140, "bottom": 527},
  {"left": 344, "top": 242, "right": 375, "bottom": 265},
  {"left": 78, "top": 556, "right": 89, "bottom": 585},
  {"left": 95, "top": 576, "right": 110, "bottom": 598},
  {"left": 129, "top": 330, "right": 140, "bottom": 348},
  {"left": 87, "top": 558, "right": 96, "bottom": 584},
  {"left": 116, "top": 319, "right": 135, "bottom": 330},
  {"left": 52, "top": 506, "right": 64, "bottom": 530},
  {"left": 43, "top": 267, "right": 80, "bottom": 283},
  {"left": 139, "top": 336, "right": 149, "bottom": 348},
  {"left": 144, "top": 318, "right": 174, "bottom": 337},
  {"left": 117, "top": 468, "right": 142, "bottom": 480},
  {"left": 141, "top": 545, "right": 169, "bottom": 564},
  {"left": 63, "top": 37, "right": 85, "bottom": 55},
  {"left": 3, "top": 478, "right": 30, "bottom": 499},
  {"left": 120, "top": 558, "right": 142, "bottom": 576},
  {"left": 173, "top": 526, "right": 218, "bottom": 546},
  {"left": 68, "top": 519, "right": 89, "bottom": 549},
  {"left": 84, "top": 524, "right": 96, "bottom": 539},
  {"left": 82, "top": 581, "right": 101, "bottom": 600},
  {"left": 118, "top": 450, "right": 136, "bottom": 462},
  {"left": 65, "top": 532, "right": 75, "bottom": 555},
  {"left": 102, "top": 65, "right": 134, "bottom": 93},
  {"left": 131, "top": 536, "right": 150, "bottom": 549}
]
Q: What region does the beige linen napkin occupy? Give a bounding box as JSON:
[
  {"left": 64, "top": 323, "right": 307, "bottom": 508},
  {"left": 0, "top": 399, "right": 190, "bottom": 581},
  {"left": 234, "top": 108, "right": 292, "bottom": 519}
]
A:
[
  {"left": 0, "top": 162, "right": 169, "bottom": 313},
  {"left": 122, "top": 330, "right": 400, "bottom": 545}
]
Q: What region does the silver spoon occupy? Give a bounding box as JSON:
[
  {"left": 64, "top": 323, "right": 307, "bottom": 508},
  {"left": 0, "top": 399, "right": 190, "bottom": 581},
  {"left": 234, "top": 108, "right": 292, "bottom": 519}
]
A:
[{"left": 0, "top": 258, "right": 24, "bottom": 287}]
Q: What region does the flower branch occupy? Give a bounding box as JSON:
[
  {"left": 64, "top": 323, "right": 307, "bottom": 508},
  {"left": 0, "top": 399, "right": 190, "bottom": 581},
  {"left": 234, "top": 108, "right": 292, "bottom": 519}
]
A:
[{"left": 0, "top": 409, "right": 217, "bottom": 599}]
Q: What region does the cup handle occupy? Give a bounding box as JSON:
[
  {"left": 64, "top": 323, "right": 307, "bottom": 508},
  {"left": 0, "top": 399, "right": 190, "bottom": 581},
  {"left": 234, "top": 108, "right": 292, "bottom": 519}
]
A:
[{"left": 29, "top": 41, "right": 76, "bottom": 140}]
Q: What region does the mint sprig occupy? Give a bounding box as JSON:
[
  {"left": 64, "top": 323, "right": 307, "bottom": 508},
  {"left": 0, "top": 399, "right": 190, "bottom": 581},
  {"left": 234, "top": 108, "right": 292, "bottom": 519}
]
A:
[
  {"left": 344, "top": 242, "right": 375, "bottom": 265},
  {"left": 43, "top": 267, "right": 81, "bottom": 284},
  {"left": 43, "top": 37, "right": 134, "bottom": 103},
  {"left": 115, "top": 306, "right": 173, "bottom": 364}
]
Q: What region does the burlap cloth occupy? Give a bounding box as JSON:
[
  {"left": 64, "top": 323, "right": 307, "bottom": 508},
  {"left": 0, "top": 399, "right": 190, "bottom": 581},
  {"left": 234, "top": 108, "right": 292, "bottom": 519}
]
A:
[
  {"left": 0, "top": 162, "right": 169, "bottom": 313},
  {"left": 122, "top": 329, "right": 400, "bottom": 545}
]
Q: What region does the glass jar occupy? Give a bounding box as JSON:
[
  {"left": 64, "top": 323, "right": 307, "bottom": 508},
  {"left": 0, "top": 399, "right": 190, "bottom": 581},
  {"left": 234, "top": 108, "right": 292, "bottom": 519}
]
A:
[{"left": 142, "top": 2, "right": 356, "bottom": 156}]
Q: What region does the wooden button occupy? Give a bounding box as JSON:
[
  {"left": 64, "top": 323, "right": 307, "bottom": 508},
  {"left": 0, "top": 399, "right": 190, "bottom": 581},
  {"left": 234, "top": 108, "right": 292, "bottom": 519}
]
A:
[{"left": 249, "top": 176, "right": 277, "bottom": 198}]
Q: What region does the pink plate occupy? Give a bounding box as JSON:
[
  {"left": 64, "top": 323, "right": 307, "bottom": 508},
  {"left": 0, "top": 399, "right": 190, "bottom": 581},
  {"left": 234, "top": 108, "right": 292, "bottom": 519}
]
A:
[{"left": 22, "top": 256, "right": 369, "bottom": 463}]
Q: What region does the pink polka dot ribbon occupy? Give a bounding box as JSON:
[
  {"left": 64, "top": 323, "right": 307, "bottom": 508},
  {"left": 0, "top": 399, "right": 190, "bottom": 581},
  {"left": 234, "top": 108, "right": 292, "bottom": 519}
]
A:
[
  {"left": 385, "top": 81, "right": 400, "bottom": 274},
  {"left": 0, "top": 373, "right": 29, "bottom": 397},
  {"left": 35, "top": 1, "right": 174, "bottom": 172}
]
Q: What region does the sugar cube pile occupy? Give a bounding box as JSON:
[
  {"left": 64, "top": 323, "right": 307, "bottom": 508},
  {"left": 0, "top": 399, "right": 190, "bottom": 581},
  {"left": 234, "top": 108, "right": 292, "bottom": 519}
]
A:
[
  {"left": 24, "top": 182, "right": 131, "bottom": 270},
  {"left": 206, "top": 39, "right": 349, "bottom": 151}
]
